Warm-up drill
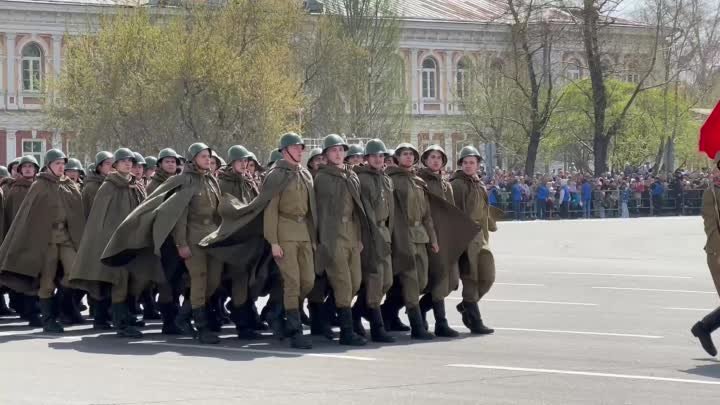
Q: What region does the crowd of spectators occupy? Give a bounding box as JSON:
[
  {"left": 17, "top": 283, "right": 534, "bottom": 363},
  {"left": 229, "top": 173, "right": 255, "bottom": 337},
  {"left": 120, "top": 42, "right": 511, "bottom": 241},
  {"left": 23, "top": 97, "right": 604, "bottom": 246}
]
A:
[{"left": 482, "top": 164, "right": 710, "bottom": 220}]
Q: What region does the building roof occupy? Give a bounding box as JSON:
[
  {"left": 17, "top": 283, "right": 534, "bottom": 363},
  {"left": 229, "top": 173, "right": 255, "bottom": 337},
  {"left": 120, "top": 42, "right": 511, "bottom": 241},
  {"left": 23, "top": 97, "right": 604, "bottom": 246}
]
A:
[{"left": 396, "top": 0, "right": 507, "bottom": 22}]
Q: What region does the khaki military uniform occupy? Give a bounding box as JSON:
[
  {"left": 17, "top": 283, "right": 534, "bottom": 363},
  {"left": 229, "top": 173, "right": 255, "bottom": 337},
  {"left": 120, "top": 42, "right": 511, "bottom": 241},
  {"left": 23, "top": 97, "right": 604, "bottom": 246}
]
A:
[
  {"left": 173, "top": 173, "right": 223, "bottom": 309},
  {"left": 400, "top": 178, "right": 437, "bottom": 308},
  {"left": 40, "top": 196, "right": 77, "bottom": 299},
  {"left": 263, "top": 171, "right": 315, "bottom": 311},
  {"left": 452, "top": 174, "right": 496, "bottom": 303},
  {"left": 702, "top": 186, "right": 720, "bottom": 297}
]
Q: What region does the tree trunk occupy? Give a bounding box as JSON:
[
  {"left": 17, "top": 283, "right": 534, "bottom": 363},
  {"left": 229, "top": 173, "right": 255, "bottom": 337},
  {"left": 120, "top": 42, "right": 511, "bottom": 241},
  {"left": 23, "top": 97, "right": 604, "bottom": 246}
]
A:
[
  {"left": 593, "top": 134, "right": 610, "bottom": 174},
  {"left": 525, "top": 129, "right": 541, "bottom": 176}
]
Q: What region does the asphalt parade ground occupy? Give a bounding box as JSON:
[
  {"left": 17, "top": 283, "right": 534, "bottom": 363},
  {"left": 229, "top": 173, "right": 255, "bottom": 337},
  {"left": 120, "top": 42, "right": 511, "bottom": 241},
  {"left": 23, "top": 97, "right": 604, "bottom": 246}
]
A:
[{"left": 1, "top": 216, "right": 719, "bottom": 404}]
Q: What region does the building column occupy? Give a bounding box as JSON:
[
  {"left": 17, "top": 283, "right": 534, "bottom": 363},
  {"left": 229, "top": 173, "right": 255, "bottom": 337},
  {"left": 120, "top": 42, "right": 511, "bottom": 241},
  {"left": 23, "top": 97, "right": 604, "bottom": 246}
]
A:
[
  {"left": 410, "top": 48, "right": 418, "bottom": 114},
  {"left": 6, "top": 130, "right": 17, "bottom": 163},
  {"left": 445, "top": 52, "right": 453, "bottom": 114},
  {"left": 5, "top": 32, "right": 17, "bottom": 109},
  {"left": 52, "top": 34, "right": 62, "bottom": 75},
  {"left": 52, "top": 129, "right": 62, "bottom": 149}
]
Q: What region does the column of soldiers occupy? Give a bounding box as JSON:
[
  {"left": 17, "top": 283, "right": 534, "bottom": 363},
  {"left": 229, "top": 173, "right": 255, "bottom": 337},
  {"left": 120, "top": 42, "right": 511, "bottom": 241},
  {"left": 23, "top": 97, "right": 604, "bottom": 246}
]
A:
[{"left": 0, "top": 133, "right": 501, "bottom": 350}]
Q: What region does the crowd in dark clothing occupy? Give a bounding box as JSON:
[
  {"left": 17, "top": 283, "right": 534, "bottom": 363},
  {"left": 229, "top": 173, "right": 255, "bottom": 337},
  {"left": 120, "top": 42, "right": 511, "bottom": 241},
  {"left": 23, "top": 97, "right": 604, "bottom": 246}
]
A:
[{"left": 483, "top": 167, "right": 710, "bottom": 220}]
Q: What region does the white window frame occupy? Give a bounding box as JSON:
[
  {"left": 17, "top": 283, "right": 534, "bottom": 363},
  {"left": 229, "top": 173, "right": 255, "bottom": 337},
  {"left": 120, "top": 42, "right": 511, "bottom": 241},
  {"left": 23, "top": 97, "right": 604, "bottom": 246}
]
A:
[
  {"left": 456, "top": 60, "right": 467, "bottom": 98},
  {"left": 421, "top": 58, "right": 437, "bottom": 100},
  {"left": 22, "top": 139, "right": 45, "bottom": 167},
  {"left": 567, "top": 60, "right": 582, "bottom": 80},
  {"left": 22, "top": 43, "right": 43, "bottom": 93}
]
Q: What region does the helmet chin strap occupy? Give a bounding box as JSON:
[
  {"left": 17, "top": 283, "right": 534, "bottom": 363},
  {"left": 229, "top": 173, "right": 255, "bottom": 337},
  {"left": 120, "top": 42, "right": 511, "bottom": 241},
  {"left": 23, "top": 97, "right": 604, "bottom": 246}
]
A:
[{"left": 285, "top": 149, "right": 301, "bottom": 164}]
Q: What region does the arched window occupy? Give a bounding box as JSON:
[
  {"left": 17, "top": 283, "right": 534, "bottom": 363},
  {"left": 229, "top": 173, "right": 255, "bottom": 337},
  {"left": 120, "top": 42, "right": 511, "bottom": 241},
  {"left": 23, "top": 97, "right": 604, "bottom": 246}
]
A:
[
  {"left": 456, "top": 59, "right": 468, "bottom": 98},
  {"left": 489, "top": 58, "right": 504, "bottom": 89},
  {"left": 625, "top": 60, "right": 640, "bottom": 83},
  {"left": 566, "top": 59, "right": 583, "bottom": 80},
  {"left": 421, "top": 57, "right": 437, "bottom": 99},
  {"left": 22, "top": 43, "right": 43, "bottom": 92}
]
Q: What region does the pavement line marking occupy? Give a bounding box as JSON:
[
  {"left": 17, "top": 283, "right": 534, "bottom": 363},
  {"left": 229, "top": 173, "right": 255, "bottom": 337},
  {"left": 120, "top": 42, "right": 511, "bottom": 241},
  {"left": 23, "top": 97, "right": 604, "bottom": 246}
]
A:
[
  {"left": 134, "top": 341, "right": 377, "bottom": 361},
  {"left": 445, "top": 364, "right": 720, "bottom": 386},
  {"left": 592, "top": 287, "right": 716, "bottom": 294},
  {"left": 664, "top": 307, "right": 715, "bottom": 312},
  {"left": 480, "top": 327, "right": 662, "bottom": 339},
  {"left": 446, "top": 297, "right": 597, "bottom": 306},
  {"left": 494, "top": 283, "right": 545, "bottom": 287},
  {"left": 550, "top": 272, "right": 691, "bottom": 279}
]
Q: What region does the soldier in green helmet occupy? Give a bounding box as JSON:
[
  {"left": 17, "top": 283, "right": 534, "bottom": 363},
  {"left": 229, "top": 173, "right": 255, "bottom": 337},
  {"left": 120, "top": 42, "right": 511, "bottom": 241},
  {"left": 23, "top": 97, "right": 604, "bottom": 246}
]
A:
[
  {"left": 384, "top": 149, "right": 397, "bottom": 168},
  {"left": 306, "top": 148, "right": 326, "bottom": 177},
  {"left": 1, "top": 158, "right": 21, "bottom": 196},
  {"left": 70, "top": 148, "right": 165, "bottom": 337},
  {"left": 147, "top": 148, "right": 180, "bottom": 195},
  {"left": 64, "top": 158, "right": 85, "bottom": 184},
  {"left": 352, "top": 138, "right": 395, "bottom": 342},
  {"left": 0, "top": 149, "right": 84, "bottom": 333},
  {"left": 0, "top": 165, "right": 10, "bottom": 179},
  {"left": 201, "top": 132, "right": 316, "bottom": 349},
  {"left": 217, "top": 144, "right": 263, "bottom": 339},
  {"left": 344, "top": 144, "right": 365, "bottom": 167},
  {"left": 102, "top": 142, "right": 223, "bottom": 344},
  {"left": 416, "top": 144, "right": 460, "bottom": 338},
  {"left": 450, "top": 145, "right": 497, "bottom": 335},
  {"left": 266, "top": 149, "right": 283, "bottom": 170},
  {"left": 143, "top": 156, "right": 157, "bottom": 183},
  {"left": 209, "top": 150, "right": 225, "bottom": 177},
  {"left": 83, "top": 151, "right": 113, "bottom": 219},
  {"left": 130, "top": 152, "right": 147, "bottom": 195}
]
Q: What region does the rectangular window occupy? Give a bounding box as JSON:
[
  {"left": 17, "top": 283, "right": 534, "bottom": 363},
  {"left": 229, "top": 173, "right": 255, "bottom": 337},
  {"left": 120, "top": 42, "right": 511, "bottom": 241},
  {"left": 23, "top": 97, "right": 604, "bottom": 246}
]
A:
[
  {"left": 22, "top": 59, "right": 42, "bottom": 91},
  {"left": 422, "top": 71, "right": 436, "bottom": 99},
  {"left": 23, "top": 139, "right": 45, "bottom": 167}
]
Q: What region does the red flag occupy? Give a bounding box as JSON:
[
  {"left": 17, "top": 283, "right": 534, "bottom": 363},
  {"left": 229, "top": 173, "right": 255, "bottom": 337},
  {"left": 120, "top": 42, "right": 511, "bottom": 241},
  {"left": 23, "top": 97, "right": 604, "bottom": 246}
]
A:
[{"left": 699, "top": 100, "right": 720, "bottom": 160}]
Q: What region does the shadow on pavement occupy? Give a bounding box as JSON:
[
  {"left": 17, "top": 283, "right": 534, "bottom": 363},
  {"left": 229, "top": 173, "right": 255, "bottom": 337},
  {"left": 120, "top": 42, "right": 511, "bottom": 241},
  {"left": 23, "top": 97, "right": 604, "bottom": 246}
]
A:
[{"left": 681, "top": 360, "right": 720, "bottom": 379}]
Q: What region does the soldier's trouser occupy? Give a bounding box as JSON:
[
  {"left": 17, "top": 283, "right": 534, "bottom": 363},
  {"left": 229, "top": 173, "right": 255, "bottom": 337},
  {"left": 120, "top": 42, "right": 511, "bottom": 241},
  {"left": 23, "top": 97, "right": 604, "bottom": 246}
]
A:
[
  {"left": 276, "top": 241, "right": 314, "bottom": 311},
  {"left": 39, "top": 242, "right": 76, "bottom": 299},
  {"left": 111, "top": 270, "right": 148, "bottom": 304},
  {"left": 307, "top": 274, "right": 328, "bottom": 304},
  {"left": 365, "top": 253, "right": 393, "bottom": 309},
  {"left": 231, "top": 267, "right": 250, "bottom": 306},
  {"left": 706, "top": 254, "right": 720, "bottom": 298},
  {"left": 185, "top": 245, "right": 223, "bottom": 309},
  {"left": 461, "top": 239, "right": 496, "bottom": 303},
  {"left": 399, "top": 242, "right": 428, "bottom": 309},
  {"left": 427, "top": 261, "right": 459, "bottom": 303},
  {"left": 326, "top": 246, "right": 361, "bottom": 308}
]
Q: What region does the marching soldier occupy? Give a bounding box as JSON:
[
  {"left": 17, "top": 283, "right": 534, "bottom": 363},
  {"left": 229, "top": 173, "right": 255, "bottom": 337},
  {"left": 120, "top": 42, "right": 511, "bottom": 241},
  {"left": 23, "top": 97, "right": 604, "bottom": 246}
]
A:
[
  {"left": 384, "top": 150, "right": 396, "bottom": 169},
  {"left": 692, "top": 152, "right": 720, "bottom": 356},
  {"left": 0, "top": 149, "right": 84, "bottom": 333},
  {"left": 450, "top": 146, "right": 497, "bottom": 335},
  {"left": 314, "top": 134, "right": 371, "bottom": 346},
  {"left": 102, "top": 143, "right": 223, "bottom": 344},
  {"left": 307, "top": 148, "right": 325, "bottom": 177},
  {"left": 353, "top": 139, "right": 395, "bottom": 342},
  {"left": 144, "top": 156, "right": 157, "bottom": 184},
  {"left": 64, "top": 158, "right": 85, "bottom": 184},
  {"left": 83, "top": 151, "right": 113, "bottom": 218},
  {"left": 417, "top": 145, "right": 460, "bottom": 337},
  {"left": 345, "top": 144, "right": 364, "bottom": 167},
  {"left": 218, "top": 145, "right": 262, "bottom": 339},
  {"left": 210, "top": 151, "right": 225, "bottom": 177},
  {"left": 131, "top": 152, "right": 148, "bottom": 196},
  {"left": 70, "top": 148, "right": 164, "bottom": 337},
  {"left": 266, "top": 150, "right": 283, "bottom": 170},
  {"left": 147, "top": 148, "right": 180, "bottom": 195},
  {"left": 383, "top": 144, "right": 438, "bottom": 340},
  {"left": 201, "top": 132, "right": 317, "bottom": 349}
]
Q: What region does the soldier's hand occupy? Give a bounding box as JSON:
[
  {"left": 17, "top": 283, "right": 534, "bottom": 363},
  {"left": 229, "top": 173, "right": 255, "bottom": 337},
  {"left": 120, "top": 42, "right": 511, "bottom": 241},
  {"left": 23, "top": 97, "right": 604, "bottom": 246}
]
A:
[
  {"left": 271, "top": 243, "right": 284, "bottom": 259},
  {"left": 177, "top": 245, "right": 192, "bottom": 260},
  {"left": 431, "top": 243, "right": 439, "bottom": 254}
]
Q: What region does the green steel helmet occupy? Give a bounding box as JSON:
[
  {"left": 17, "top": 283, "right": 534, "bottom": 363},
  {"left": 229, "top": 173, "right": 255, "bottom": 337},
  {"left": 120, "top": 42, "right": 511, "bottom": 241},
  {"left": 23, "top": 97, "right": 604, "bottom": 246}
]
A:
[
  {"left": 0, "top": 166, "right": 10, "bottom": 178},
  {"left": 457, "top": 145, "right": 483, "bottom": 165},
  {"left": 364, "top": 139, "right": 389, "bottom": 156},
  {"left": 45, "top": 149, "right": 68, "bottom": 166},
  {"left": 386, "top": 149, "right": 395, "bottom": 158},
  {"left": 214, "top": 155, "right": 226, "bottom": 168},
  {"left": 307, "top": 147, "right": 324, "bottom": 167},
  {"left": 227, "top": 145, "right": 252, "bottom": 163},
  {"left": 394, "top": 143, "right": 419, "bottom": 164},
  {"left": 346, "top": 144, "right": 365, "bottom": 158},
  {"left": 144, "top": 156, "right": 157, "bottom": 169},
  {"left": 8, "top": 157, "right": 21, "bottom": 174},
  {"left": 95, "top": 151, "right": 113, "bottom": 168},
  {"left": 247, "top": 152, "right": 264, "bottom": 171},
  {"left": 278, "top": 132, "right": 305, "bottom": 152},
  {"left": 65, "top": 158, "right": 84, "bottom": 174},
  {"left": 133, "top": 152, "right": 146, "bottom": 166},
  {"left": 113, "top": 148, "right": 136, "bottom": 164},
  {"left": 19, "top": 155, "right": 40, "bottom": 170},
  {"left": 157, "top": 148, "right": 181, "bottom": 166},
  {"left": 421, "top": 144, "right": 448, "bottom": 167},
  {"left": 87, "top": 163, "right": 96, "bottom": 174},
  {"left": 187, "top": 142, "right": 211, "bottom": 161},
  {"left": 267, "top": 149, "right": 283, "bottom": 166},
  {"left": 322, "top": 134, "right": 348, "bottom": 153}
]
